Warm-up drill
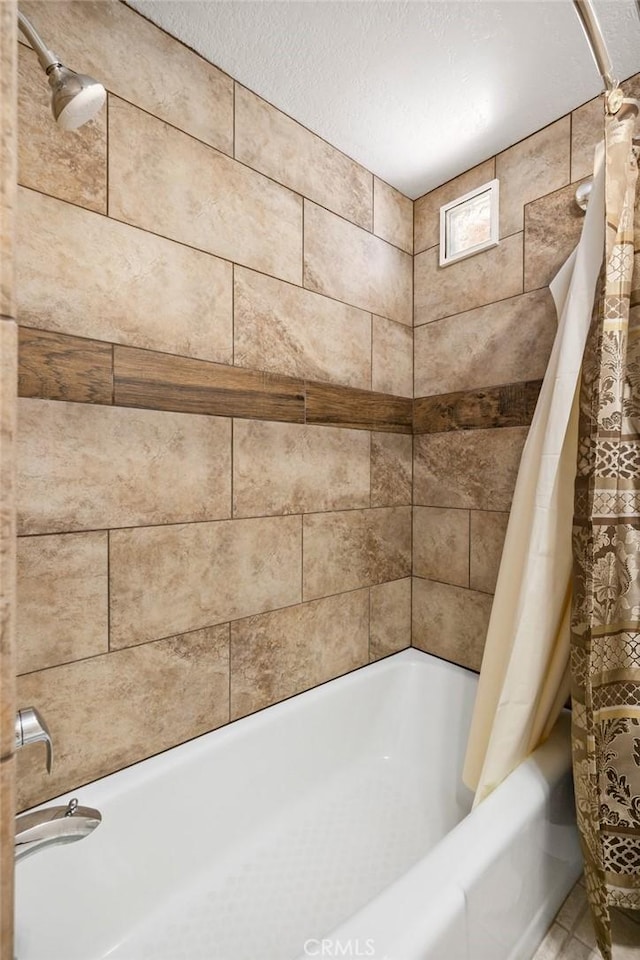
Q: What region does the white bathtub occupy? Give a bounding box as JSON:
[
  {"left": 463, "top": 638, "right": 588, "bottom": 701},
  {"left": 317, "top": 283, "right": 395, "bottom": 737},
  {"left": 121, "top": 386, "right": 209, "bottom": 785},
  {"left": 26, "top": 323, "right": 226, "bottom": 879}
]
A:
[{"left": 14, "top": 649, "right": 582, "bottom": 960}]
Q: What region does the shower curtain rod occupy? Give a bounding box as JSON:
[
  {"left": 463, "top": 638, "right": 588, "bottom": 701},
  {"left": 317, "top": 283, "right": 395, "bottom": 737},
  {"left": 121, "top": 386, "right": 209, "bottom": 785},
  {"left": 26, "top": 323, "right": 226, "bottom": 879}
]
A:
[{"left": 573, "top": 0, "right": 640, "bottom": 104}]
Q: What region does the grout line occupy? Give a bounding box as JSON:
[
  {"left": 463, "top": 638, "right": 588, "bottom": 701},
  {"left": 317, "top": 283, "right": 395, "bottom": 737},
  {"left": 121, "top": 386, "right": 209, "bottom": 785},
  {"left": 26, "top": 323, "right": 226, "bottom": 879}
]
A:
[
  {"left": 107, "top": 530, "right": 111, "bottom": 652},
  {"left": 17, "top": 503, "right": 412, "bottom": 540}
]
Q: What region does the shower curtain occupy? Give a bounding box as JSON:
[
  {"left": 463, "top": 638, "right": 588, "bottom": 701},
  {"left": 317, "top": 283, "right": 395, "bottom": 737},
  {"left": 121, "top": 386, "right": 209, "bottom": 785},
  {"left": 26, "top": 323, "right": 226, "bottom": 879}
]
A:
[
  {"left": 463, "top": 132, "right": 606, "bottom": 805},
  {"left": 571, "top": 98, "right": 640, "bottom": 960}
]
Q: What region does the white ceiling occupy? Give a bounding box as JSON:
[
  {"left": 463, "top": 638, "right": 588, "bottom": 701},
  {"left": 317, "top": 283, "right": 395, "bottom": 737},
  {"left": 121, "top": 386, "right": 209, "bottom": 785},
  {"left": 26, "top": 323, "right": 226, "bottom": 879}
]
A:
[{"left": 128, "top": 0, "right": 640, "bottom": 199}]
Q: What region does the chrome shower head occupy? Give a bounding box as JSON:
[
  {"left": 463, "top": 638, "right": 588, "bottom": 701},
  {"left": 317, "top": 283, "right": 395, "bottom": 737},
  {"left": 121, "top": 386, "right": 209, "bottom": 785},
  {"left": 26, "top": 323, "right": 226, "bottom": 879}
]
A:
[
  {"left": 47, "top": 64, "right": 106, "bottom": 131},
  {"left": 17, "top": 10, "right": 106, "bottom": 131}
]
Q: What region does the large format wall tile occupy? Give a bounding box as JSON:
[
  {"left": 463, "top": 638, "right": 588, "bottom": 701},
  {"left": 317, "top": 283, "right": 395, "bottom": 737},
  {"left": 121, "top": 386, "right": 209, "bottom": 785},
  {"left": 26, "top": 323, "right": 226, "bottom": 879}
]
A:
[
  {"left": 372, "top": 316, "right": 413, "bottom": 398},
  {"left": 17, "top": 533, "right": 108, "bottom": 674},
  {"left": 16, "top": 625, "right": 230, "bottom": 810},
  {"left": 413, "top": 507, "right": 469, "bottom": 588},
  {"left": 414, "top": 158, "right": 496, "bottom": 255},
  {"left": 370, "top": 578, "right": 411, "bottom": 661},
  {"left": 304, "top": 201, "right": 412, "bottom": 325},
  {"left": 108, "top": 97, "right": 302, "bottom": 285},
  {"left": 17, "top": 399, "right": 231, "bottom": 534},
  {"left": 414, "top": 289, "right": 557, "bottom": 397},
  {"left": 230, "top": 590, "right": 369, "bottom": 719},
  {"left": 0, "top": 1, "right": 17, "bottom": 321},
  {"left": 18, "top": 47, "right": 106, "bottom": 213},
  {"left": 19, "top": 0, "right": 234, "bottom": 154},
  {"left": 234, "top": 266, "right": 371, "bottom": 389},
  {"left": 414, "top": 233, "right": 523, "bottom": 326},
  {"left": 370, "top": 433, "right": 412, "bottom": 507},
  {"left": 412, "top": 577, "right": 493, "bottom": 672},
  {"left": 496, "top": 117, "right": 570, "bottom": 237},
  {"left": 233, "top": 420, "right": 370, "bottom": 517},
  {"left": 110, "top": 516, "right": 302, "bottom": 647},
  {"left": 524, "top": 182, "right": 585, "bottom": 292},
  {"left": 0, "top": 321, "right": 17, "bottom": 762},
  {"left": 235, "top": 85, "right": 372, "bottom": 230},
  {"left": 414, "top": 427, "right": 528, "bottom": 511},
  {"left": 470, "top": 510, "right": 509, "bottom": 594},
  {"left": 571, "top": 97, "right": 602, "bottom": 183},
  {"left": 303, "top": 507, "right": 411, "bottom": 599},
  {"left": 373, "top": 178, "right": 413, "bottom": 253},
  {"left": 17, "top": 189, "right": 233, "bottom": 363}
]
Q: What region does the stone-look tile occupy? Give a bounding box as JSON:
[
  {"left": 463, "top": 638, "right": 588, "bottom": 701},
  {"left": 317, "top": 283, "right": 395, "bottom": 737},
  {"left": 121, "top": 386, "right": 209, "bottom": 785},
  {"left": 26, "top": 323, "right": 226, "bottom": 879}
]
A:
[
  {"left": 610, "top": 908, "right": 640, "bottom": 958},
  {"left": 17, "top": 399, "right": 231, "bottom": 535},
  {"left": 17, "top": 188, "right": 233, "bottom": 363},
  {"left": 470, "top": 511, "right": 509, "bottom": 594},
  {"left": 0, "top": 321, "right": 17, "bottom": 762},
  {"left": 230, "top": 590, "right": 369, "bottom": 719},
  {"left": 304, "top": 201, "right": 412, "bottom": 326},
  {"left": 18, "top": 47, "right": 106, "bottom": 213},
  {"left": 524, "top": 182, "right": 586, "bottom": 293},
  {"left": 414, "top": 158, "right": 496, "bottom": 255},
  {"left": 0, "top": 1, "right": 17, "bottom": 320},
  {"left": 571, "top": 96, "right": 602, "bottom": 183},
  {"left": 233, "top": 420, "right": 370, "bottom": 518},
  {"left": 108, "top": 97, "right": 302, "bottom": 286},
  {"left": 414, "top": 233, "right": 523, "bottom": 326},
  {"left": 412, "top": 577, "right": 493, "bottom": 672},
  {"left": 556, "top": 939, "right": 595, "bottom": 960},
  {"left": 373, "top": 178, "right": 413, "bottom": 253},
  {"left": 370, "top": 433, "right": 412, "bottom": 507},
  {"left": 370, "top": 578, "right": 411, "bottom": 661},
  {"left": 16, "top": 626, "right": 230, "bottom": 810},
  {"left": 532, "top": 924, "right": 571, "bottom": 960},
  {"left": 414, "top": 289, "right": 557, "bottom": 397},
  {"left": 557, "top": 884, "right": 588, "bottom": 931},
  {"left": 19, "top": 0, "right": 234, "bottom": 155},
  {"left": 0, "top": 755, "right": 15, "bottom": 960},
  {"left": 17, "top": 533, "right": 108, "bottom": 675},
  {"left": 110, "top": 516, "right": 302, "bottom": 648},
  {"left": 414, "top": 427, "right": 528, "bottom": 511},
  {"left": 234, "top": 266, "right": 371, "bottom": 389},
  {"left": 235, "top": 85, "right": 372, "bottom": 230},
  {"left": 496, "top": 117, "right": 571, "bottom": 238},
  {"left": 372, "top": 316, "right": 413, "bottom": 398},
  {"left": 413, "top": 507, "right": 469, "bottom": 588},
  {"left": 303, "top": 507, "right": 411, "bottom": 600}
]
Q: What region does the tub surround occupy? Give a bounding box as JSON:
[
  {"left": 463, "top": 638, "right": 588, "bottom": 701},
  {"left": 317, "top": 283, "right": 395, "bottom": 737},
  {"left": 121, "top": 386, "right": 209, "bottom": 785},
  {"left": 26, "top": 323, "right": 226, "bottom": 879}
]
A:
[
  {"left": 0, "top": 2, "right": 18, "bottom": 958},
  {"left": 410, "top": 80, "right": 639, "bottom": 675},
  {"left": 11, "top": 0, "right": 640, "bottom": 833},
  {"left": 15, "top": 0, "right": 413, "bottom": 814}
]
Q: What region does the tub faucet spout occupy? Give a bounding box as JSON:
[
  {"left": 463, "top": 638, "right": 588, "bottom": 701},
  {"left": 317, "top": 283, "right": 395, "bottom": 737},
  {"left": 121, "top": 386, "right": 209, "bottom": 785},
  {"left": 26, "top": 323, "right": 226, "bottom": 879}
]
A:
[{"left": 15, "top": 798, "right": 102, "bottom": 863}]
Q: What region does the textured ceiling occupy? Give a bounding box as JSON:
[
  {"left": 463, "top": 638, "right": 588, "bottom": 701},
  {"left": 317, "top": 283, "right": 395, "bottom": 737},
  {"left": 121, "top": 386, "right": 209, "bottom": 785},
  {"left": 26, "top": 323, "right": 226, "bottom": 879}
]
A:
[{"left": 128, "top": 0, "right": 640, "bottom": 199}]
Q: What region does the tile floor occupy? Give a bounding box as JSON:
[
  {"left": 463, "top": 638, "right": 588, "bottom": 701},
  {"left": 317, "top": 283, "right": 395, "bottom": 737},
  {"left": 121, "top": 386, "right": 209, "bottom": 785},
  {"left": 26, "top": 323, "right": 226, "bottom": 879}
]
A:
[{"left": 533, "top": 876, "right": 640, "bottom": 960}]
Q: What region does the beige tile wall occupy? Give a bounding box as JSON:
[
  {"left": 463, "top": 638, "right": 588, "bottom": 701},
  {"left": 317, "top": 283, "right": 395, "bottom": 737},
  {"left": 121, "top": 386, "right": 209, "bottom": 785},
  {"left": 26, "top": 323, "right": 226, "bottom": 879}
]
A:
[
  {"left": 411, "top": 96, "right": 605, "bottom": 674},
  {"left": 1, "top": 2, "right": 17, "bottom": 956},
  {"left": 15, "top": 0, "right": 413, "bottom": 813}
]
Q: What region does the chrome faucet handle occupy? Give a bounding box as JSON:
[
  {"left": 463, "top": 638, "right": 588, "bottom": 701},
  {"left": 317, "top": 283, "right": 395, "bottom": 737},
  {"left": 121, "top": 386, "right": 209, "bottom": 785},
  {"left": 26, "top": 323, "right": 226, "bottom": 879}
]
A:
[{"left": 15, "top": 707, "right": 53, "bottom": 773}]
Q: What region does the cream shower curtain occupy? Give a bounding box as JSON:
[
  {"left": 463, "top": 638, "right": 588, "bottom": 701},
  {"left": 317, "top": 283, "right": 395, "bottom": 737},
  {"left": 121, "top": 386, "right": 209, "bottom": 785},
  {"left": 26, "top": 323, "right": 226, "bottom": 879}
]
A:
[
  {"left": 571, "top": 99, "right": 640, "bottom": 960},
  {"left": 462, "top": 124, "right": 606, "bottom": 805}
]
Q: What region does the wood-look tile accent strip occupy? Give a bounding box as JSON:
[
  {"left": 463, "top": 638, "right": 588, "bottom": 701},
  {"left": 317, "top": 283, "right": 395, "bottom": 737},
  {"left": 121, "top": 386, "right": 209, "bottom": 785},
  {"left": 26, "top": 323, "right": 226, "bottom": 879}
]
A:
[
  {"left": 306, "top": 381, "right": 412, "bottom": 434},
  {"left": 113, "top": 345, "right": 306, "bottom": 424},
  {"left": 413, "top": 380, "right": 542, "bottom": 435},
  {"left": 18, "top": 328, "right": 113, "bottom": 405}
]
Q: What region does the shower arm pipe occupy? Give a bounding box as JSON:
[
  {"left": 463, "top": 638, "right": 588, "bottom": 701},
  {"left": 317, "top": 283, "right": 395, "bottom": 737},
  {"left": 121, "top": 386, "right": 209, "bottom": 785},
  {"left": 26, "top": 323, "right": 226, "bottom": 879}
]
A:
[
  {"left": 17, "top": 10, "right": 60, "bottom": 73},
  {"left": 573, "top": 0, "right": 618, "bottom": 94}
]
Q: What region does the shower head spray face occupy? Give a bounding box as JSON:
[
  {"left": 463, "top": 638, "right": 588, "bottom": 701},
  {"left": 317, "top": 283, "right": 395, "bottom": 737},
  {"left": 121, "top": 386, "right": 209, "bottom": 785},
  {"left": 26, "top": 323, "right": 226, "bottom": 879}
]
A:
[{"left": 47, "top": 64, "right": 106, "bottom": 131}]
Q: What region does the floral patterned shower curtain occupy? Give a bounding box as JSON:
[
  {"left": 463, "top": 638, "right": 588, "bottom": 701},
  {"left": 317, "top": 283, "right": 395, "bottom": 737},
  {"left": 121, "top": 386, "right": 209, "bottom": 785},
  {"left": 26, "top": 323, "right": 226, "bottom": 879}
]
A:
[{"left": 572, "top": 97, "right": 640, "bottom": 960}]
